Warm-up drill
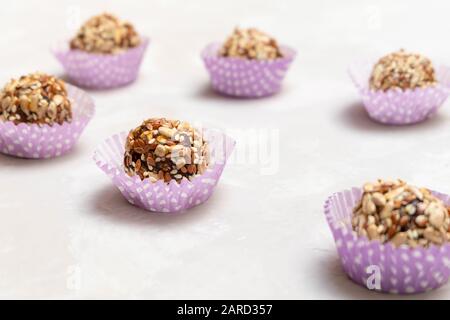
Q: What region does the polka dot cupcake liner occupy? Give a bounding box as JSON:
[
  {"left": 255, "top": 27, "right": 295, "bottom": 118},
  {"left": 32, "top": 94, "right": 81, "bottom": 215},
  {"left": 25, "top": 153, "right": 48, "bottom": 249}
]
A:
[
  {"left": 324, "top": 188, "right": 450, "bottom": 294},
  {"left": 93, "top": 129, "right": 236, "bottom": 213},
  {"left": 53, "top": 38, "right": 149, "bottom": 90},
  {"left": 201, "top": 43, "right": 296, "bottom": 98},
  {"left": 0, "top": 85, "right": 95, "bottom": 159},
  {"left": 349, "top": 59, "right": 450, "bottom": 125}
]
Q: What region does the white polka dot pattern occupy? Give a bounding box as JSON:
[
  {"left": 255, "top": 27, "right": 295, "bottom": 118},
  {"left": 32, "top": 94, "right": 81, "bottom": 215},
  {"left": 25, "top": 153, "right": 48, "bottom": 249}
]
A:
[
  {"left": 349, "top": 60, "right": 450, "bottom": 125},
  {"left": 324, "top": 188, "right": 450, "bottom": 294},
  {"left": 202, "top": 43, "right": 296, "bottom": 98},
  {"left": 0, "top": 85, "right": 95, "bottom": 159},
  {"left": 93, "top": 130, "right": 236, "bottom": 214},
  {"left": 53, "top": 38, "right": 149, "bottom": 90}
]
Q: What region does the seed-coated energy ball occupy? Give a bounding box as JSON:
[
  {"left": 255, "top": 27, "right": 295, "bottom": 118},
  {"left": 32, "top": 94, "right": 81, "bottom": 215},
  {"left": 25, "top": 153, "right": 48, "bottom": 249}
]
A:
[
  {"left": 352, "top": 179, "right": 450, "bottom": 248},
  {"left": 70, "top": 13, "right": 141, "bottom": 54},
  {"left": 369, "top": 49, "right": 436, "bottom": 91},
  {"left": 0, "top": 72, "right": 72, "bottom": 126},
  {"left": 124, "top": 118, "right": 210, "bottom": 183},
  {"left": 219, "top": 27, "right": 283, "bottom": 60}
]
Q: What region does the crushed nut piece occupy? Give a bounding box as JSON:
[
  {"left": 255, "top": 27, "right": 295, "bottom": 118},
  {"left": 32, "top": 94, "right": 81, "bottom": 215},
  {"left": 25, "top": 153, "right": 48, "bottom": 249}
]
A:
[
  {"left": 219, "top": 27, "right": 283, "bottom": 60},
  {"left": 70, "top": 13, "right": 141, "bottom": 54},
  {"left": 0, "top": 72, "right": 72, "bottom": 126},
  {"left": 369, "top": 49, "right": 437, "bottom": 91},
  {"left": 124, "top": 118, "right": 210, "bottom": 183},
  {"left": 352, "top": 179, "right": 450, "bottom": 247}
]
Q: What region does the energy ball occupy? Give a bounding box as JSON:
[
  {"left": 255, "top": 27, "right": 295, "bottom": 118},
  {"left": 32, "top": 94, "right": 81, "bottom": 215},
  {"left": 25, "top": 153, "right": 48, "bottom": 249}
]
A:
[
  {"left": 124, "top": 118, "right": 210, "bottom": 183},
  {"left": 219, "top": 27, "right": 283, "bottom": 60},
  {"left": 70, "top": 13, "right": 141, "bottom": 54},
  {"left": 352, "top": 179, "right": 450, "bottom": 248},
  {"left": 0, "top": 72, "right": 72, "bottom": 126},
  {"left": 369, "top": 49, "right": 437, "bottom": 91}
]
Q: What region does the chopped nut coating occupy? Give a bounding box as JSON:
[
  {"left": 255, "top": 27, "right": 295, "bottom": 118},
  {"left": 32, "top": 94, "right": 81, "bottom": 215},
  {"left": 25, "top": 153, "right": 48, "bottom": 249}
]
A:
[
  {"left": 219, "top": 27, "right": 282, "bottom": 60},
  {"left": 70, "top": 13, "right": 141, "bottom": 54},
  {"left": 369, "top": 49, "right": 436, "bottom": 91},
  {"left": 0, "top": 72, "right": 72, "bottom": 126},
  {"left": 352, "top": 179, "right": 450, "bottom": 247},
  {"left": 124, "top": 118, "right": 210, "bottom": 183}
]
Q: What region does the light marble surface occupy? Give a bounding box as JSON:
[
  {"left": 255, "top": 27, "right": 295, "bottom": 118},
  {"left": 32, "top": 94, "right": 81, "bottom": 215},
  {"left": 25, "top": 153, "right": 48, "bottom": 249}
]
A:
[{"left": 1, "top": 0, "right": 450, "bottom": 299}]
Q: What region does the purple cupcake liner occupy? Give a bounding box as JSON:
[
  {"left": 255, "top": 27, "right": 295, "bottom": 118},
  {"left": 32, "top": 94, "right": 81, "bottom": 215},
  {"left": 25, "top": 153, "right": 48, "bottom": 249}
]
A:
[
  {"left": 93, "top": 129, "right": 235, "bottom": 213},
  {"left": 324, "top": 188, "right": 450, "bottom": 294},
  {"left": 349, "top": 59, "right": 450, "bottom": 125},
  {"left": 0, "top": 85, "right": 95, "bottom": 159},
  {"left": 201, "top": 43, "right": 296, "bottom": 98},
  {"left": 53, "top": 38, "right": 149, "bottom": 90}
]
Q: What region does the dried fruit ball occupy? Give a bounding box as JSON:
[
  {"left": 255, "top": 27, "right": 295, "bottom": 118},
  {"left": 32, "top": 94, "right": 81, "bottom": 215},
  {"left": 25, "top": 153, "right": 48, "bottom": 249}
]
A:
[
  {"left": 70, "top": 13, "right": 141, "bottom": 54},
  {"left": 219, "top": 27, "right": 283, "bottom": 60},
  {"left": 369, "top": 49, "right": 437, "bottom": 91},
  {"left": 352, "top": 179, "right": 450, "bottom": 248},
  {"left": 0, "top": 72, "right": 72, "bottom": 126},
  {"left": 124, "top": 118, "right": 210, "bottom": 183}
]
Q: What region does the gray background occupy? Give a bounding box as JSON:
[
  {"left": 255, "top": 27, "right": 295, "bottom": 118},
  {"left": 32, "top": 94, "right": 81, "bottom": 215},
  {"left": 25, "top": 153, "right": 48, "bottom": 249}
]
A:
[{"left": 1, "top": 0, "right": 450, "bottom": 299}]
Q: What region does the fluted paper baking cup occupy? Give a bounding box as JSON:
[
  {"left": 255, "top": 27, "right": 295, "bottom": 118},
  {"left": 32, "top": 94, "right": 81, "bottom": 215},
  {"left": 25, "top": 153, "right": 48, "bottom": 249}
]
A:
[
  {"left": 202, "top": 43, "right": 296, "bottom": 98},
  {"left": 349, "top": 60, "right": 450, "bottom": 125},
  {"left": 0, "top": 85, "right": 95, "bottom": 159},
  {"left": 53, "top": 38, "right": 149, "bottom": 90},
  {"left": 93, "top": 130, "right": 235, "bottom": 213},
  {"left": 324, "top": 188, "right": 450, "bottom": 294}
]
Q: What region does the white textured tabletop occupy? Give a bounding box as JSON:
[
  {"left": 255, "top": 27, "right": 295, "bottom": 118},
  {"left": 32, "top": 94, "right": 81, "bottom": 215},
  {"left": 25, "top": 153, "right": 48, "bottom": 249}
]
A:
[{"left": 1, "top": 0, "right": 450, "bottom": 299}]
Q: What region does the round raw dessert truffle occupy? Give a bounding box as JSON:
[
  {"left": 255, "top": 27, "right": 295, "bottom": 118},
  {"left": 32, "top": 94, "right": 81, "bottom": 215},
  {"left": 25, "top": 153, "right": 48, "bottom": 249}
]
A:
[
  {"left": 369, "top": 49, "right": 437, "bottom": 91},
  {"left": 352, "top": 179, "right": 450, "bottom": 248},
  {"left": 0, "top": 72, "right": 72, "bottom": 126},
  {"left": 219, "top": 27, "right": 283, "bottom": 60},
  {"left": 124, "top": 118, "right": 210, "bottom": 183},
  {"left": 70, "top": 13, "right": 141, "bottom": 54}
]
